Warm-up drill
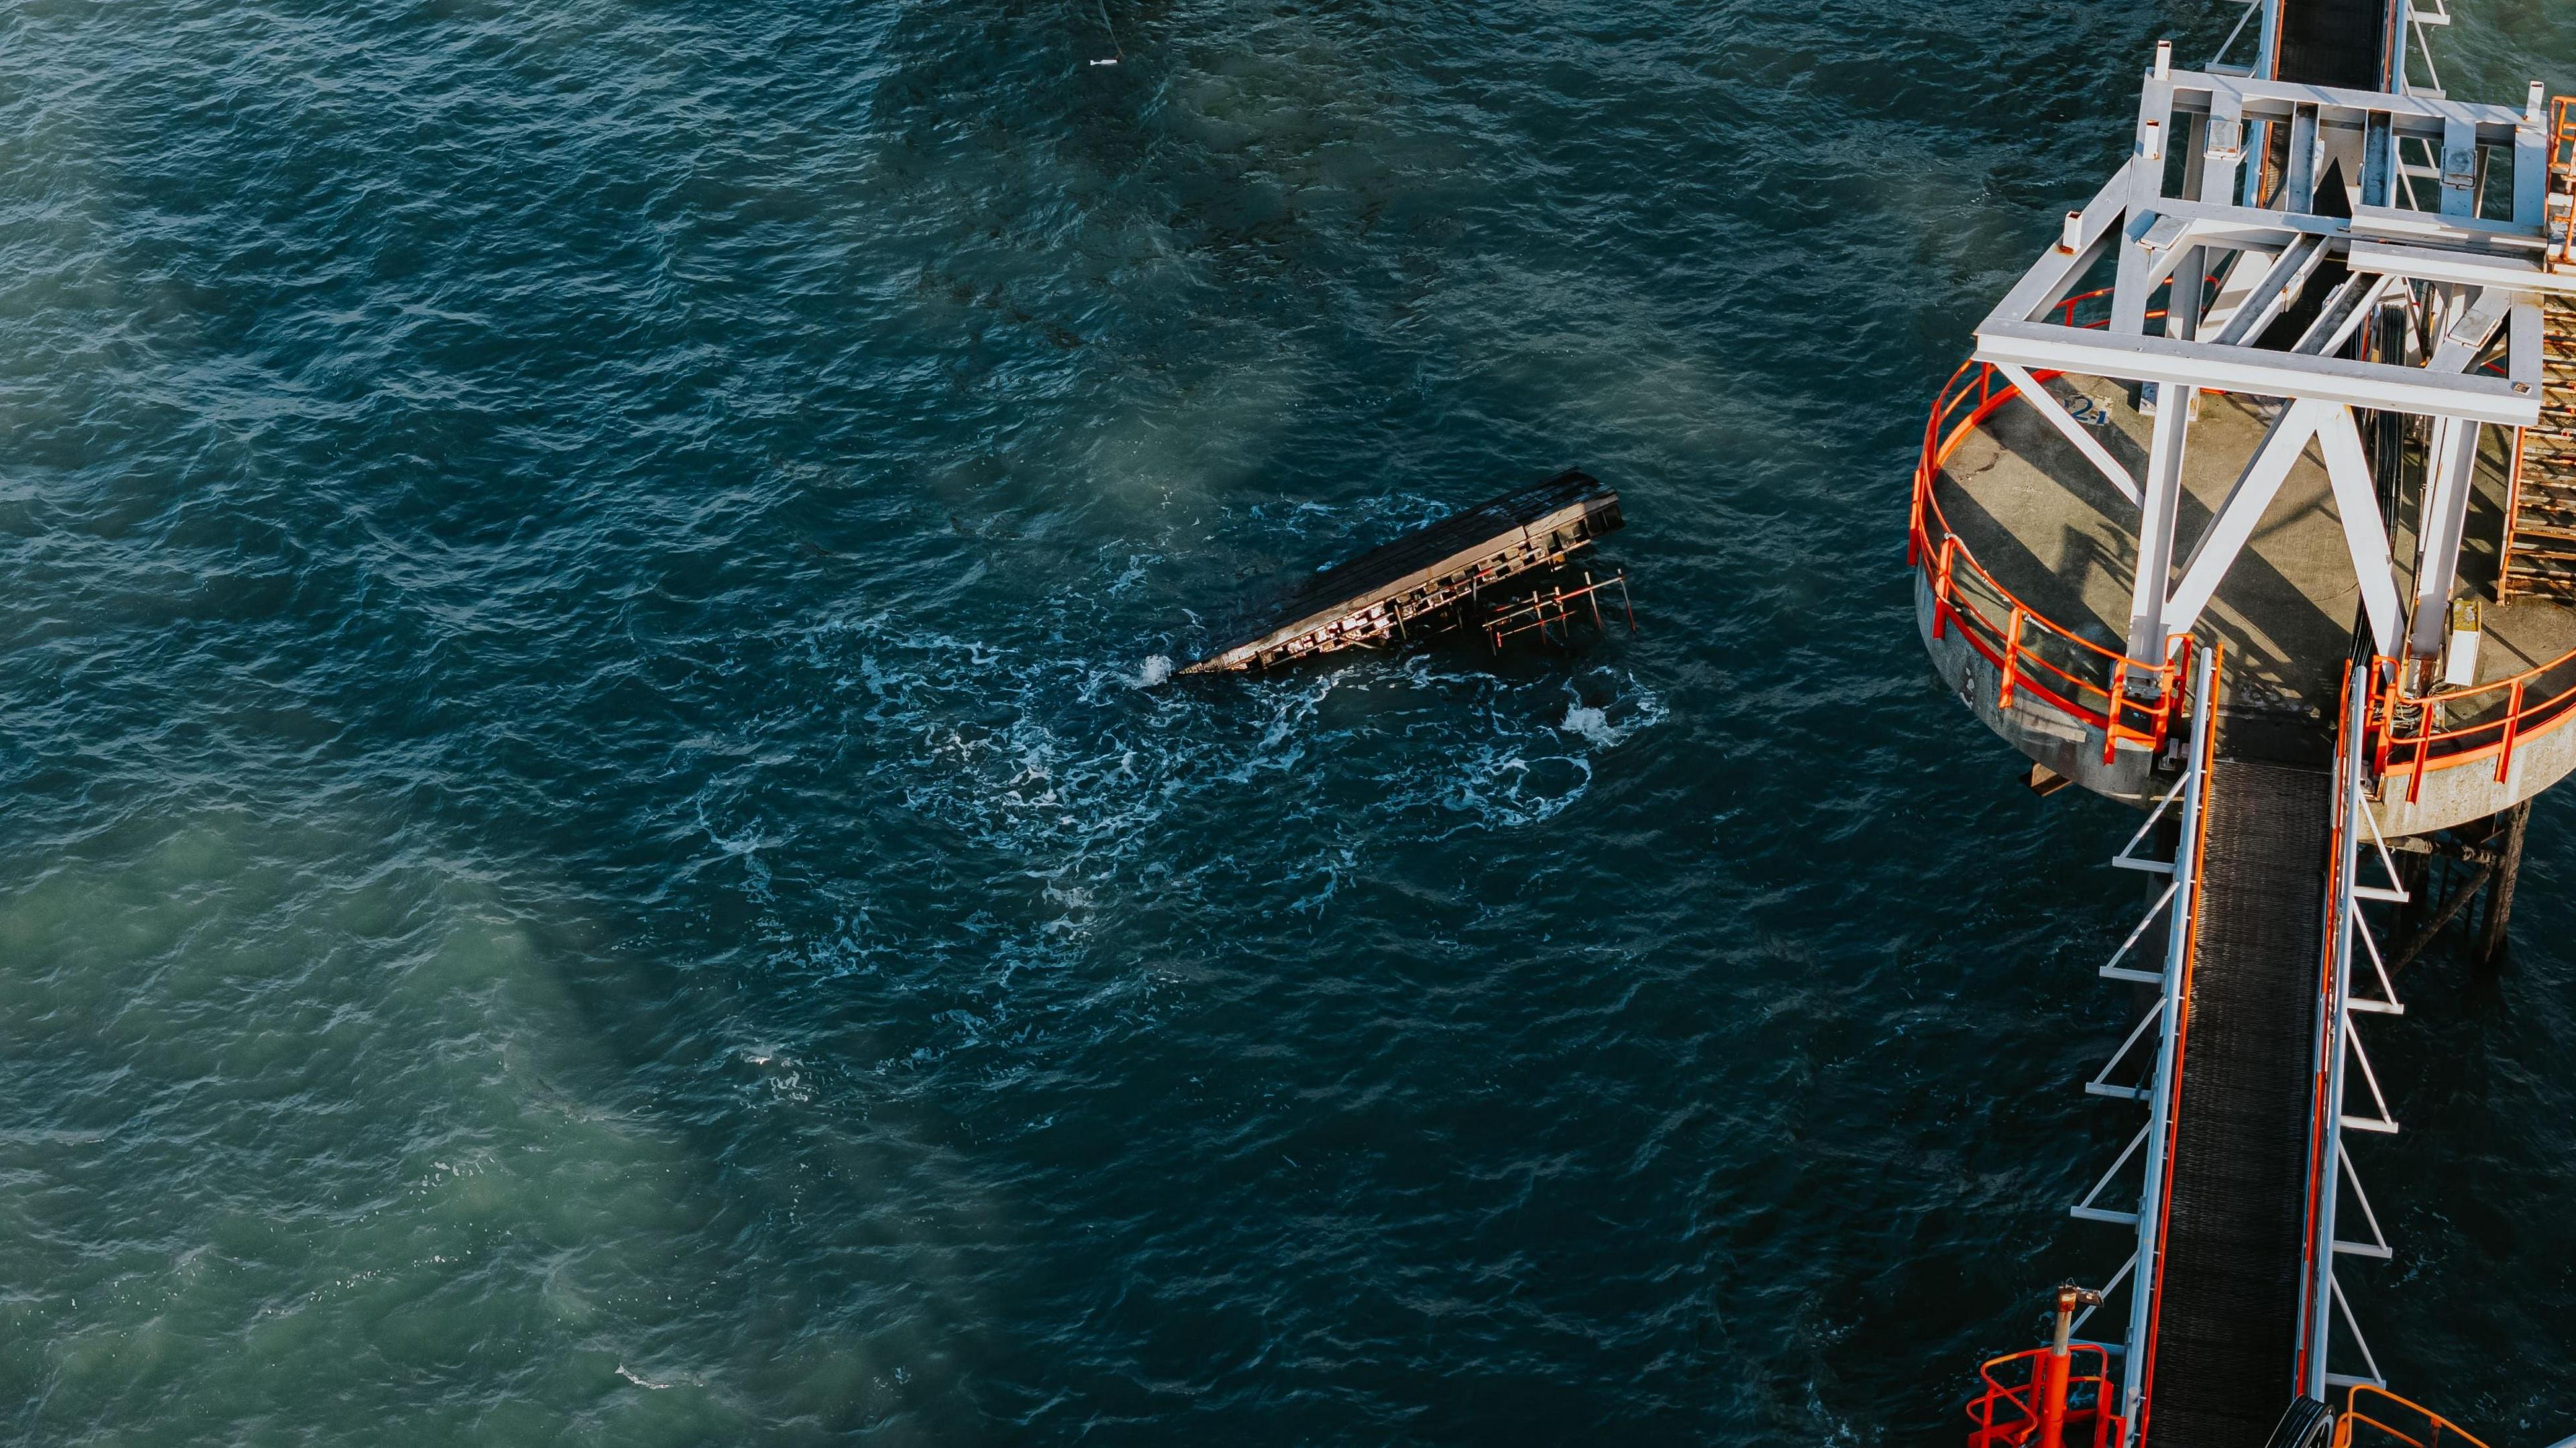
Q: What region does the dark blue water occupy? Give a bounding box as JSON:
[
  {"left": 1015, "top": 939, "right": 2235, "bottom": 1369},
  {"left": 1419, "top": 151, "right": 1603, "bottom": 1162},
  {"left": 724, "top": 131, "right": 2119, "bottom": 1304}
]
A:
[{"left": 4, "top": 2, "right": 2574, "bottom": 1443}]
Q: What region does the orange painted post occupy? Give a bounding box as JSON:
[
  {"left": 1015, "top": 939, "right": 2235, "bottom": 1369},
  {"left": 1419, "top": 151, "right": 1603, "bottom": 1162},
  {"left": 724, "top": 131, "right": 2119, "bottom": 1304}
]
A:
[
  {"left": 2158, "top": 642, "right": 2188, "bottom": 753},
  {"left": 2371, "top": 660, "right": 2398, "bottom": 778},
  {"left": 1999, "top": 608, "right": 2026, "bottom": 710},
  {"left": 2036, "top": 1284, "right": 2100, "bottom": 1448},
  {"left": 2036, "top": 1349, "right": 2070, "bottom": 1448},
  {"left": 2497, "top": 681, "right": 2526, "bottom": 784},
  {"left": 1935, "top": 540, "right": 1957, "bottom": 639},
  {"left": 2103, "top": 660, "right": 2129, "bottom": 767}
]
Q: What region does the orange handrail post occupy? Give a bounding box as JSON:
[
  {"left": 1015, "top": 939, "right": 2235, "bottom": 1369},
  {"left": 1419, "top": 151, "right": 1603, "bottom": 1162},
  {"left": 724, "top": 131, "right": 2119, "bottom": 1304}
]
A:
[
  {"left": 2102, "top": 662, "right": 2127, "bottom": 765},
  {"left": 2034, "top": 1350, "right": 2070, "bottom": 1448},
  {"left": 2035, "top": 1282, "right": 2099, "bottom": 1448},
  {"left": 2496, "top": 680, "right": 2525, "bottom": 784},
  {"left": 1999, "top": 608, "right": 2026, "bottom": 711},
  {"left": 1935, "top": 538, "right": 1957, "bottom": 640},
  {"left": 2373, "top": 657, "right": 2398, "bottom": 779},
  {"left": 2332, "top": 1385, "right": 2493, "bottom": 1448},
  {"left": 2040, "top": 1272, "right": 2102, "bottom": 1443},
  {"left": 1962, "top": 1288, "right": 2117, "bottom": 1448}
]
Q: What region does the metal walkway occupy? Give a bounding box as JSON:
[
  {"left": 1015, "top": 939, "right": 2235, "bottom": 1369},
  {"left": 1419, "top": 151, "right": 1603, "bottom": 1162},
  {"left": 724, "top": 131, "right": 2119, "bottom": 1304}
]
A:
[
  {"left": 2029, "top": 653, "right": 2411, "bottom": 1448},
  {"left": 2274, "top": 0, "right": 2391, "bottom": 90},
  {"left": 2143, "top": 726, "right": 2337, "bottom": 1448}
]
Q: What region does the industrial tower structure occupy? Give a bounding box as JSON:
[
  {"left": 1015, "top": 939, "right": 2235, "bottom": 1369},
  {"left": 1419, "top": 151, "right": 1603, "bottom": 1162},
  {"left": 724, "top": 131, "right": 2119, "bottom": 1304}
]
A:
[{"left": 1915, "top": 1, "right": 2574, "bottom": 1444}]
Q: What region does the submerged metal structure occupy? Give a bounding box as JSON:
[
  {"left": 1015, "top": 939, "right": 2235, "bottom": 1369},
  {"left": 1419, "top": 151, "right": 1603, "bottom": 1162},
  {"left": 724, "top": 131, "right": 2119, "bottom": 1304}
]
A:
[
  {"left": 1922, "top": 1, "right": 2572, "bottom": 1444},
  {"left": 1184, "top": 469, "right": 1623, "bottom": 673}
]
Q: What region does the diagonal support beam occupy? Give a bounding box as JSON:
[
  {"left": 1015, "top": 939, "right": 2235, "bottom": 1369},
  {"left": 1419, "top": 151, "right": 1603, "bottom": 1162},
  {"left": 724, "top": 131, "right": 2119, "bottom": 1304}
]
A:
[
  {"left": 2399, "top": 285, "right": 2512, "bottom": 661},
  {"left": 2424, "top": 286, "right": 2513, "bottom": 375},
  {"left": 2294, "top": 272, "right": 2396, "bottom": 357},
  {"left": 2157, "top": 401, "right": 2405, "bottom": 654},
  {"left": 1997, "top": 364, "right": 2141, "bottom": 504},
  {"left": 2165, "top": 400, "right": 2330, "bottom": 636},
  {"left": 2212, "top": 233, "right": 2327, "bottom": 347},
  {"left": 1990, "top": 163, "right": 2136, "bottom": 327},
  {"left": 2317, "top": 407, "right": 2406, "bottom": 655}
]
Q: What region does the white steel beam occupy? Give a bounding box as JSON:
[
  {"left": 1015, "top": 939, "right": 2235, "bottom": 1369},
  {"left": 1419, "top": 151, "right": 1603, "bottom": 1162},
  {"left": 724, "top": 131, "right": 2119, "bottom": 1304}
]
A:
[
  {"left": 2116, "top": 644, "right": 2216, "bottom": 1448},
  {"left": 2439, "top": 117, "right": 2478, "bottom": 217},
  {"left": 2212, "top": 233, "right": 2328, "bottom": 345},
  {"left": 2345, "top": 238, "right": 2575, "bottom": 295},
  {"left": 2425, "top": 285, "right": 2511, "bottom": 376},
  {"left": 2286, "top": 105, "right": 2322, "bottom": 213},
  {"left": 2127, "top": 388, "right": 2197, "bottom": 661},
  {"left": 2392, "top": 285, "right": 2516, "bottom": 662},
  {"left": 2406, "top": 413, "right": 2484, "bottom": 657},
  {"left": 2294, "top": 272, "right": 2398, "bottom": 357},
  {"left": 2200, "top": 243, "right": 2284, "bottom": 338},
  {"left": 2164, "top": 69, "right": 2526, "bottom": 135},
  {"left": 1996, "top": 364, "right": 2141, "bottom": 504},
  {"left": 2114, "top": 215, "right": 2161, "bottom": 337},
  {"left": 2202, "top": 89, "right": 2247, "bottom": 204},
  {"left": 1988, "top": 164, "right": 2135, "bottom": 327},
  {"left": 2350, "top": 202, "right": 2551, "bottom": 249},
  {"left": 2514, "top": 111, "right": 2548, "bottom": 227},
  {"left": 1975, "top": 321, "right": 2540, "bottom": 426},
  {"left": 2166, "top": 400, "right": 2328, "bottom": 636},
  {"left": 2317, "top": 407, "right": 2406, "bottom": 654},
  {"left": 2511, "top": 298, "right": 2542, "bottom": 387},
  {"left": 2159, "top": 401, "right": 2405, "bottom": 651}
]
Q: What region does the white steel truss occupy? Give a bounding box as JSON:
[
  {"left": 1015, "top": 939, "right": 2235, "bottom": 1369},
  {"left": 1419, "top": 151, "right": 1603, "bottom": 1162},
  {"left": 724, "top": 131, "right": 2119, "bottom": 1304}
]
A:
[{"left": 1971, "top": 50, "right": 2561, "bottom": 675}]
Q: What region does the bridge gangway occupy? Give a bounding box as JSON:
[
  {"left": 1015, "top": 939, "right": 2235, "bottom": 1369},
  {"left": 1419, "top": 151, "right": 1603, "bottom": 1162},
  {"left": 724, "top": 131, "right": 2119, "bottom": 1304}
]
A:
[{"left": 1970, "top": 653, "right": 2419, "bottom": 1448}]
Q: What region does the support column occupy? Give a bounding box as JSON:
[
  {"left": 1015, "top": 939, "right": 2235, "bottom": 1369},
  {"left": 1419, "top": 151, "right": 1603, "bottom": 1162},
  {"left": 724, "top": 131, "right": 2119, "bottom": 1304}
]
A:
[
  {"left": 2406, "top": 414, "right": 2483, "bottom": 667},
  {"left": 2126, "top": 386, "right": 2196, "bottom": 668},
  {"left": 2479, "top": 802, "right": 2529, "bottom": 965}
]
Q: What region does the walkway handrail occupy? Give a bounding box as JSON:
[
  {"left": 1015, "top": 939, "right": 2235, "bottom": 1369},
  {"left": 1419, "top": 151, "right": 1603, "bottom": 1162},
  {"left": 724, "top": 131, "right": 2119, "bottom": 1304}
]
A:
[
  {"left": 1912, "top": 349, "right": 2196, "bottom": 762},
  {"left": 1965, "top": 1344, "right": 2124, "bottom": 1448},
  {"left": 2122, "top": 641, "right": 2219, "bottom": 1448},
  {"left": 1915, "top": 319, "right": 2576, "bottom": 793},
  {"left": 1913, "top": 286, "right": 2210, "bottom": 760},
  {"left": 2366, "top": 648, "right": 2576, "bottom": 802},
  {"left": 2332, "top": 1386, "right": 2491, "bottom": 1448},
  {"left": 2300, "top": 663, "right": 2377, "bottom": 1396}
]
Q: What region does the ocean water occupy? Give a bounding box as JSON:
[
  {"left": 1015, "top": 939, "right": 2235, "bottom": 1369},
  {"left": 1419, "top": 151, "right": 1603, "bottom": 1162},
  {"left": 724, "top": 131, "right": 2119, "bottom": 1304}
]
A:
[{"left": 3, "top": 1, "right": 2573, "bottom": 1443}]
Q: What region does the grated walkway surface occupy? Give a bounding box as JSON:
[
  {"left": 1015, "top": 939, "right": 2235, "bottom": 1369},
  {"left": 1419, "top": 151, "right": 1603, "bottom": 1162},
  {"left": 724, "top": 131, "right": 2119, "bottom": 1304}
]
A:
[
  {"left": 2275, "top": 0, "right": 2390, "bottom": 89},
  {"left": 2147, "top": 715, "right": 2334, "bottom": 1448}
]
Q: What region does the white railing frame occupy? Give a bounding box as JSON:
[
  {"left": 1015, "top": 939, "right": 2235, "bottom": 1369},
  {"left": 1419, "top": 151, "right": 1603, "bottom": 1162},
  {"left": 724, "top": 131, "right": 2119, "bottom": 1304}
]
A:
[
  {"left": 2068, "top": 645, "right": 2217, "bottom": 1447},
  {"left": 2302, "top": 663, "right": 2409, "bottom": 1397}
]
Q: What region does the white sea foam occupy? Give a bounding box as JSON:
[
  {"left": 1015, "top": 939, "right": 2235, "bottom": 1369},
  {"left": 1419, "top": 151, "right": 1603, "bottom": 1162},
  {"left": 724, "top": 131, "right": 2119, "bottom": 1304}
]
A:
[{"left": 1562, "top": 703, "right": 1616, "bottom": 746}]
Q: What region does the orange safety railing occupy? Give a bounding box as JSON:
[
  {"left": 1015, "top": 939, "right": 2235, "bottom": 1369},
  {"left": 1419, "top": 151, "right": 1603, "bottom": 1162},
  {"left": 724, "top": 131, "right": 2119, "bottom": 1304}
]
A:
[
  {"left": 2332, "top": 1386, "right": 2490, "bottom": 1448},
  {"left": 1915, "top": 280, "right": 2576, "bottom": 793},
  {"left": 2547, "top": 97, "right": 2576, "bottom": 270},
  {"left": 2366, "top": 645, "right": 2576, "bottom": 803},
  {"left": 1911, "top": 288, "right": 2200, "bottom": 763},
  {"left": 1964, "top": 1344, "right": 2124, "bottom": 1448}
]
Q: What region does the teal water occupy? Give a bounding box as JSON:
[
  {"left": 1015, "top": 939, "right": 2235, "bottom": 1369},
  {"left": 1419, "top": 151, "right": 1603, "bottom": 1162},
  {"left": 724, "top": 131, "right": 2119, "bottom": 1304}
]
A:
[{"left": 4, "top": 2, "right": 2575, "bottom": 1443}]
